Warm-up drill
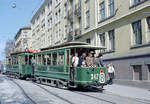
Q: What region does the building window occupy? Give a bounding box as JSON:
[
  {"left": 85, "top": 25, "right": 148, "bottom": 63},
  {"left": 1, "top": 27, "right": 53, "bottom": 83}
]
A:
[
  {"left": 146, "top": 17, "right": 150, "bottom": 42},
  {"left": 56, "top": 0, "right": 58, "bottom": 4},
  {"left": 108, "top": 30, "right": 115, "bottom": 51},
  {"left": 55, "top": 12, "right": 58, "bottom": 24},
  {"left": 86, "top": 38, "right": 91, "bottom": 44},
  {"left": 23, "top": 33, "right": 27, "bottom": 38},
  {"left": 133, "top": 65, "right": 142, "bottom": 80},
  {"left": 64, "top": 3, "right": 68, "bottom": 17},
  {"left": 99, "top": 2, "right": 105, "bottom": 21},
  {"left": 100, "top": 33, "right": 105, "bottom": 46},
  {"left": 86, "top": 10, "right": 90, "bottom": 28},
  {"left": 48, "top": 0, "right": 52, "bottom": 9},
  {"left": 132, "top": 20, "right": 142, "bottom": 45},
  {"left": 131, "top": 0, "right": 145, "bottom": 6},
  {"left": 65, "top": 25, "right": 68, "bottom": 38},
  {"left": 108, "top": 0, "right": 114, "bottom": 17}
]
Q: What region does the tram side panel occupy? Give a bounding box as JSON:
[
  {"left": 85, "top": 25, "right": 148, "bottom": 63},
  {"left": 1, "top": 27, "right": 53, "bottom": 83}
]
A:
[
  {"left": 74, "top": 67, "right": 107, "bottom": 87},
  {"left": 34, "top": 49, "right": 70, "bottom": 82}
]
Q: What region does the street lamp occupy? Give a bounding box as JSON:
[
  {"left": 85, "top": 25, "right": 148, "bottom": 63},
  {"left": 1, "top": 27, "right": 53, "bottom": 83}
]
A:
[{"left": 12, "top": 3, "right": 16, "bottom": 8}]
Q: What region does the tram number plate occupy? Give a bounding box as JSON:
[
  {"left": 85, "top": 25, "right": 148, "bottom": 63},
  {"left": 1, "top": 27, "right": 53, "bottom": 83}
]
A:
[
  {"left": 91, "top": 74, "right": 99, "bottom": 80},
  {"left": 99, "top": 73, "right": 105, "bottom": 83}
]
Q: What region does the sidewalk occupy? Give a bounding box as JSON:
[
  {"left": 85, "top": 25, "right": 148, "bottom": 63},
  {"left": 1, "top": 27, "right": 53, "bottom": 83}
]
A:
[{"left": 104, "top": 84, "right": 150, "bottom": 101}]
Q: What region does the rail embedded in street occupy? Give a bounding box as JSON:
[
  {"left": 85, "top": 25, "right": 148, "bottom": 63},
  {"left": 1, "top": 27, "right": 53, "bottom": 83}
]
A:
[{"left": 9, "top": 78, "right": 37, "bottom": 104}]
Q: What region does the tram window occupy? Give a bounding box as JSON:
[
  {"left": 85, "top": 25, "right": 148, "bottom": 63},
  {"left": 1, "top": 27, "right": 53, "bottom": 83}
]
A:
[
  {"left": 29, "top": 55, "right": 33, "bottom": 65},
  {"left": 11, "top": 58, "right": 13, "bottom": 64},
  {"left": 13, "top": 58, "right": 16, "bottom": 65},
  {"left": 13, "top": 58, "right": 15, "bottom": 64},
  {"left": 22, "top": 56, "right": 25, "bottom": 65},
  {"left": 66, "top": 50, "right": 70, "bottom": 65},
  {"left": 25, "top": 55, "right": 28, "bottom": 64},
  {"left": 8, "top": 59, "right": 11, "bottom": 65},
  {"left": 58, "top": 52, "right": 64, "bottom": 65},
  {"left": 15, "top": 57, "right": 18, "bottom": 64},
  {"left": 41, "top": 54, "right": 46, "bottom": 65},
  {"left": 38, "top": 55, "right": 41, "bottom": 65},
  {"left": 52, "top": 53, "right": 57, "bottom": 65},
  {"left": 47, "top": 54, "right": 51, "bottom": 65}
]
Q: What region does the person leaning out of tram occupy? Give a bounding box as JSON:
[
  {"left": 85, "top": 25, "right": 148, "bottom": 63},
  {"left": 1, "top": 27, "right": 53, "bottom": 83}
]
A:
[
  {"left": 78, "top": 53, "right": 86, "bottom": 67},
  {"left": 98, "top": 53, "right": 104, "bottom": 67}
]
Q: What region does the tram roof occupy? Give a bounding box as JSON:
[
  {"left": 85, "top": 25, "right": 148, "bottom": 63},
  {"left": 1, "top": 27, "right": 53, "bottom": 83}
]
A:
[
  {"left": 6, "top": 51, "right": 33, "bottom": 58},
  {"left": 41, "top": 42, "right": 106, "bottom": 51}
]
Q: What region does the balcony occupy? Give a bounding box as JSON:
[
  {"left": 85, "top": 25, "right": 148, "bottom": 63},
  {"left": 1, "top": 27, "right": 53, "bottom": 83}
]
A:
[
  {"left": 67, "top": 10, "right": 73, "bottom": 21},
  {"left": 75, "top": 3, "right": 81, "bottom": 17},
  {"left": 67, "top": 30, "right": 73, "bottom": 42},
  {"left": 74, "top": 28, "right": 82, "bottom": 39}
]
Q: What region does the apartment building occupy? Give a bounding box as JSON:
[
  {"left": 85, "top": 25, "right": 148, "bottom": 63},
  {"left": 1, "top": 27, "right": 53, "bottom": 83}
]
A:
[
  {"left": 73, "top": 0, "right": 150, "bottom": 88},
  {"left": 30, "top": 0, "right": 150, "bottom": 88},
  {"left": 15, "top": 26, "right": 31, "bottom": 52},
  {"left": 31, "top": 0, "right": 64, "bottom": 49},
  {"left": 30, "top": 0, "right": 83, "bottom": 49}
]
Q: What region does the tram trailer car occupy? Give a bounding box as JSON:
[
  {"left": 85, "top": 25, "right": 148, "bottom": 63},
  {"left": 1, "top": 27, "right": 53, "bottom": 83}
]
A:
[
  {"left": 6, "top": 52, "right": 34, "bottom": 79},
  {"left": 34, "top": 42, "right": 107, "bottom": 88}
]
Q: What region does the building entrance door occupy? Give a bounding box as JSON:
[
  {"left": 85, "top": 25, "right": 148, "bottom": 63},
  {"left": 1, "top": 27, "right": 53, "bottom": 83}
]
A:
[
  {"left": 133, "top": 65, "right": 142, "bottom": 80},
  {"left": 148, "top": 65, "right": 150, "bottom": 80}
]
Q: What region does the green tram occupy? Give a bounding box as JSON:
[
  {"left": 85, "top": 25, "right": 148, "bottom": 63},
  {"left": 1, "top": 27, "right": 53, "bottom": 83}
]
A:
[
  {"left": 6, "top": 42, "right": 107, "bottom": 89},
  {"left": 6, "top": 51, "right": 34, "bottom": 79}
]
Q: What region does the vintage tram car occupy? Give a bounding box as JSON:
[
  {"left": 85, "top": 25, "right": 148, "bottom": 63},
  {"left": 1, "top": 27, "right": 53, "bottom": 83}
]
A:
[{"left": 6, "top": 42, "right": 107, "bottom": 89}]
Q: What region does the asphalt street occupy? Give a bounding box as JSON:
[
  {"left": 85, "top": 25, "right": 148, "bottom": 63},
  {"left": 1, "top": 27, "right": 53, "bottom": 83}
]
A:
[{"left": 0, "top": 74, "right": 149, "bottom": 104}]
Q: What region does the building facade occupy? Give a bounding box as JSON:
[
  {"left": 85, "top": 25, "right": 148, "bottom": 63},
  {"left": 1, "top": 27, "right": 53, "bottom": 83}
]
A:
[
  {"left": 76, "top": 0, "right": 150, "bottom": 88},
  {"left": 30, "top": 0, "right": 150, "bottom": 88},
  {"left": 15, "top": 26, "right": 31, "bottom": 52},
  {"left": 31, "top": 0, "right": 83, "bottom": 49}
]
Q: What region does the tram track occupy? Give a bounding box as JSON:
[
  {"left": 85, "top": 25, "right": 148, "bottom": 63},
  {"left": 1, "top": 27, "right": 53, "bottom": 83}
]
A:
[
  {"left": 9, "top": 78, "right": 37, "bottom": 104},
  {"left": 71, "top": 86, "right": 150, "bottom": 104},
  {"left": 72, "top": 91, "right": 116, "bottom": 104},
  {"left": 104, "top": 91, "right": 150, "bottom": 104},
  {"left": 69, "top": 87, "right": 150, "bottom": 104},
  {"left": 7, "top": 77, "right": 150, "bottom": 104},
  {"left": 33, "top": 82, "right": 117, "bottom": 104},
  {"left": 33, "top": 83, "right": 75, "bottom": 104}
]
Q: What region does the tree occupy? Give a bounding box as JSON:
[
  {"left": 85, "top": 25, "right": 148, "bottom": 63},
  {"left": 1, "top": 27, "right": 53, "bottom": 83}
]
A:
[{"left": 4, "top": 40, "right": 15, "bottom": 56}]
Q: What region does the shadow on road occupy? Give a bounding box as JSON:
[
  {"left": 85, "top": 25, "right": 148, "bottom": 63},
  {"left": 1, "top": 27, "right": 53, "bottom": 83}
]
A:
[{"left": 69, "top": 86, "right": 104, "bottom": 93}]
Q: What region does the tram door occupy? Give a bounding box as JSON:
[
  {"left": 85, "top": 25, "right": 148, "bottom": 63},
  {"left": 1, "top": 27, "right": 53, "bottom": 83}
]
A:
[
  {"left": 29, "top": 55, "right": 35, "bottom": 76},
  {"left": 66, "top": 49, "right": 74, "bottom": 82},
  {"left": 26, "top": 54, "right": 35, "bottom": 76}
]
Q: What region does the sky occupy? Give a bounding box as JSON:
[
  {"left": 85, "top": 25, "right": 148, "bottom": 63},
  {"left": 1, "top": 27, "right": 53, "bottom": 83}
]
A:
[{"left": 0, "top": 0, "right": 45, "bottom": 61}]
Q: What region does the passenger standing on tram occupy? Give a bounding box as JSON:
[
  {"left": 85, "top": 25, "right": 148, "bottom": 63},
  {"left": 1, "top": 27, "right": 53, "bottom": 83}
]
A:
[
  {"left": 86, "top": 53, "right": 93, "bottom": 67},
  {"left": 78, "top": 53, "right": 86, "bottom": 67},
  {"left": 93, "top": 53, "right": 99, "bottom": 67},
  {"left": 31, "top": 57, "right": 36, "bottom": 77},
  {"left": 71, "top": 53, "right": 79, "bottom": 81},
  {"left": 98, "top": 53, "right": 104, "bottom": 67},
  {"left": 72, "top": 53, "right": 79, "bottom": 67}
]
